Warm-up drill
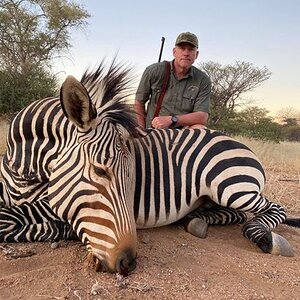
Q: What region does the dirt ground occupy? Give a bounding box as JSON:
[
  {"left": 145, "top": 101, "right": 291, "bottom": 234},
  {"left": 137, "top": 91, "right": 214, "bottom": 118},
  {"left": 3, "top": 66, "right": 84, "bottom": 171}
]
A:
[
  {"left": 1, "top": 218, "right": 300, "bottom": 300},
  {"left": 0, "top": 152, "right": 299, "bottom": 300}
]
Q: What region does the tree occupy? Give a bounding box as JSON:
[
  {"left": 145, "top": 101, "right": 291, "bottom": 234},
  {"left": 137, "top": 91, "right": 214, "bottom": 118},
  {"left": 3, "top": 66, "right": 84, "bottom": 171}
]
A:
[
  {"left": 0, "top": 67, "right": 57, "bottom": 113},
  {"left": 280, "top": 125, "right": 300, "bottom": 142},
  {"left": 276, "top": 107, "right": 300, "bottom": 142},
  {"left": 199, "top": 61, "right": 271, "bottom": 128},
  {"left": 276, "top": 107, "right": 300, "bottom": 126},
  {"left": 0, "top": 0, "right": 90, "bottom": 113},
  {"left": 223, "top": 106, "right": 280, "bottom": 142}
]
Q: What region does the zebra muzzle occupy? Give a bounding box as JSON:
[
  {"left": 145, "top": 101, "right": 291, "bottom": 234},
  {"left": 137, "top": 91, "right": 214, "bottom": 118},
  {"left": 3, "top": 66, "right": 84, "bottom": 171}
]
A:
[
  {"left": 115, "top": 249, "right": 137, "bottom": 276},
  {"left": 91, "top": 249, "right": 137, "bottom": 276}
]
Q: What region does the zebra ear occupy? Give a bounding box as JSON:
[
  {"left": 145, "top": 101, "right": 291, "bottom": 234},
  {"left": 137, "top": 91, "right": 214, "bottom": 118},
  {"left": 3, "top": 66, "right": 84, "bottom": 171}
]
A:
[{"left": 60, "top": 75, "right": 97, "bottom": 128}]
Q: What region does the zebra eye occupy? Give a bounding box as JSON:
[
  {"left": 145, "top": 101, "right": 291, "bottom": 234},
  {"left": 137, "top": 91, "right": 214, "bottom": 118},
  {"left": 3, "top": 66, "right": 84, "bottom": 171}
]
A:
[{"left": 93, "top": 166, "right": 110, "bottom": 179}]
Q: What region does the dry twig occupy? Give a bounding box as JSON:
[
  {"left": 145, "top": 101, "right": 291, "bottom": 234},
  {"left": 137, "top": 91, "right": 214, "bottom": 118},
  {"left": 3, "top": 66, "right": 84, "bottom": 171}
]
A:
[
  {"left": 91, "top": 280, "right": 112, "bottom": 296},
  {"left": 0, "top": 244, "right": 36, "bottom": 259}
]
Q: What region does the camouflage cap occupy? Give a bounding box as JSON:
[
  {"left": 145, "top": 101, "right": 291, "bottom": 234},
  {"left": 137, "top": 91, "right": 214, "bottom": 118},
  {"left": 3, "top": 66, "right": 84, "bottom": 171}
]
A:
[{"left": 175, "top": 32, "right": 198, "bottom": 48}]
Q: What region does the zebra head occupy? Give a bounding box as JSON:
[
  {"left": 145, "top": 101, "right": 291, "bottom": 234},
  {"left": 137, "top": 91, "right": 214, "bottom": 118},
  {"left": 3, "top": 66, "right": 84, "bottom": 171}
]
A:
[{"left": 48, "top": 60, "right": 139, "bottom": 275}]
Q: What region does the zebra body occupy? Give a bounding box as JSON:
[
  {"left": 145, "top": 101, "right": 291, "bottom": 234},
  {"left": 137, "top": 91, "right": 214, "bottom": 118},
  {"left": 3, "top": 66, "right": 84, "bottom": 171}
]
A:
[
  {"left": 0, "top": 60, "right": 299, "bottom": 274},
  {"left": 129, "top": 128, "right": 263, "bottom": 228},
  {"left": 1, "top": 97, "right": 71, "bottom": 207},
  {"left": 1, "top": 115, "right": 250, "bottom": 227}
]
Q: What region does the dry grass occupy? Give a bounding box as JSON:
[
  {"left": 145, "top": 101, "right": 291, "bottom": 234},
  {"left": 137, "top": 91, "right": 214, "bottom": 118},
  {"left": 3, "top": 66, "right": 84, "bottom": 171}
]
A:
[
  {"left": 237, "top": 136, "right": 300, "bottom": 173},
  {"left": 236, "top": 136, "right": 300, "bottom": 214},
  {"left": 0, "top": 117, "right": 9, "bottom": 155}
]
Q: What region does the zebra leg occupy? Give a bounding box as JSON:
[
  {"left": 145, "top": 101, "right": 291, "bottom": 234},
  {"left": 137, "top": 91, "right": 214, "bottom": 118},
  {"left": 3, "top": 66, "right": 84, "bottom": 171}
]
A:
[
  {"left": 0, "top": 199, "right": 76, "bottom": 242},
  {"left": 0, "top": 180, "right": 8, "bottom": 208},
  {"left": 182, "top": 206, "right": 247, "bottom": 238},
  {"left": 241, "top": 200, "right": 294, "bottom": 257}
]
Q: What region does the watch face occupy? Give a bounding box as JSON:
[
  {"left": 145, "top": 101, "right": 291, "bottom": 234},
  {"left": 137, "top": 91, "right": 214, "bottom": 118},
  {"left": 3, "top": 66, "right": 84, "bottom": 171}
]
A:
[{"left": 172, "top": 115, "right": 178, "bottom": 124}]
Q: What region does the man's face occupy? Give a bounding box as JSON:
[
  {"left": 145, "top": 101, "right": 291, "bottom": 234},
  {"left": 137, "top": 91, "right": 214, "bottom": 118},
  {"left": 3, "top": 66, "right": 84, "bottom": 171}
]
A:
[{"left": 173, "top": 42, "right": 199, "bottom": 69}]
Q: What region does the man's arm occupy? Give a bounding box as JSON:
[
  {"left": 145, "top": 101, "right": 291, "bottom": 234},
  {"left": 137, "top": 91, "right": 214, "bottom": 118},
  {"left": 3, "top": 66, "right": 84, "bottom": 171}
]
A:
[
  {"left": 134, "top": 100, "right": 146, "bottom": 128},
  {"left": 151, "top": 111, "right": 209, "bottom": 129},
  {"left": 134, "top": 65, "right": 155, "bottom": 128},
  {"left": 151, "top": 70, "right": 211, "bottom": 129}
]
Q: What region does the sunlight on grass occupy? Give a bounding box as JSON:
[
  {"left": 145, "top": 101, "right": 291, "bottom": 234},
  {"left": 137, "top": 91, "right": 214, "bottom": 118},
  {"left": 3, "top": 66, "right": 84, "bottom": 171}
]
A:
[
  {"left": 0, "top": 118, "right": 9, "bottom": 155},
  {"left": 236, "top": 136, "right": 300, "bottom": 173},
  {"left": 236, "top": 136, "right": 300, "bottom": 214}
]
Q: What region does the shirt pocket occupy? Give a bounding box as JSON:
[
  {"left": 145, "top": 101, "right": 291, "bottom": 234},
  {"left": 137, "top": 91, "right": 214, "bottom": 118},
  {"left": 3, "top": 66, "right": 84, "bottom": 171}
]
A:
[
  {"left": 183, "top": 85, "right": 199, "bottom": 100},
  {"left": 180, "top": 85, "right": 199, "bottom": 112}
]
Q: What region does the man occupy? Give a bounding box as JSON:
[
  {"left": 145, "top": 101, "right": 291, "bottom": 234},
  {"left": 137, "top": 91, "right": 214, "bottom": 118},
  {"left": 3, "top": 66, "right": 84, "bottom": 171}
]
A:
[{"left": 135, "top": 32, "right": 211, "bottom": 129}]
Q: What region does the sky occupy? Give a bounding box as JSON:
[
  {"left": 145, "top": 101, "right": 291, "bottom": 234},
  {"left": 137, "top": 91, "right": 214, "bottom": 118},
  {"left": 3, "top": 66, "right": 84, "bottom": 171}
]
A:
[{"left": 53, "top": 0, "right": 300, "bottom": 116}]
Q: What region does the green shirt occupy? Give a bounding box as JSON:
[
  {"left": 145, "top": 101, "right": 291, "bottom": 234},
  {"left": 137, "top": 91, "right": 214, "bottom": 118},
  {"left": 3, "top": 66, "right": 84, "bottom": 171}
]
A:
[{"left": 135, "top": 60, "right": 211, "bottom": 127}]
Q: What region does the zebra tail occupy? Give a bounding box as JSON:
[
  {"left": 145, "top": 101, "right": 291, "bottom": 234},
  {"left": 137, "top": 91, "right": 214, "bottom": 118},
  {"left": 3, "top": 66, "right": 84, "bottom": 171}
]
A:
[{"left": 283, "top": 218, "right": 300, "bottom": 228}]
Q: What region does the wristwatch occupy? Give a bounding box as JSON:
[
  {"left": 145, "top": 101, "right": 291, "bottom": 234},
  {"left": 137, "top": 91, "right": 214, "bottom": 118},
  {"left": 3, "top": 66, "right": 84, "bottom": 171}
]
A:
[{"left": 171, "top": 115, "right": 178, "bottom": 127}]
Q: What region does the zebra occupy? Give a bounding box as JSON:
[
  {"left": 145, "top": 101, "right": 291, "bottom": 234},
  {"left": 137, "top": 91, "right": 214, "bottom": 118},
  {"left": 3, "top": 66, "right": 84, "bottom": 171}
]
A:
[{"left": 0, "top": 59, "right": 299, "bottom": 276}]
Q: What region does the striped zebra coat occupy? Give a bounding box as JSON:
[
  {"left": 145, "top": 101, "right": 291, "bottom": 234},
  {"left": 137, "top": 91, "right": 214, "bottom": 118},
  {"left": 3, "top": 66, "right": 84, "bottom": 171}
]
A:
[{"left": 0, "top": 60, "right": 299, "bottom": 275}]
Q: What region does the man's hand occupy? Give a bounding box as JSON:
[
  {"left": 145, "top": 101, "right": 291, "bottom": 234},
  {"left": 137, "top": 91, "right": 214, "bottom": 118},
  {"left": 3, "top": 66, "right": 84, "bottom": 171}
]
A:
[{"left": 151, "top": 116, "right": 172, "bottom": 129}]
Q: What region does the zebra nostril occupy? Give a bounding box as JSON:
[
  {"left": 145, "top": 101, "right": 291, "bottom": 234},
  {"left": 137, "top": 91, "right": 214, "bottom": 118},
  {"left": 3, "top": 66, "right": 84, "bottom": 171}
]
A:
[
  {"left": 116, "top": 250, "right": 137, "bottom": 276},
  {"left": 93, "top": 256, "right": 109, "bottom": 273},
  {"left": 94, "top": 257, "right": 101, "bottom": 272}
]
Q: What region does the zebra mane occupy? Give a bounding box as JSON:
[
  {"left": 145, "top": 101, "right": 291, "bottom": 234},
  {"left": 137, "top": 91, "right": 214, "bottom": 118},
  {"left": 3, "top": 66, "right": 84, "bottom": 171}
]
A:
[{"left": 80, "top": 57, "right": 139, "bottom": 137}]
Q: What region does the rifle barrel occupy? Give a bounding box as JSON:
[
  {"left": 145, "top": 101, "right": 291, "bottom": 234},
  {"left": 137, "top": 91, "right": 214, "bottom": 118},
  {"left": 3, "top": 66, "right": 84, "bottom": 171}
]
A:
[{"left": 158, "top": 37, "right": 165, "bottom": 62}]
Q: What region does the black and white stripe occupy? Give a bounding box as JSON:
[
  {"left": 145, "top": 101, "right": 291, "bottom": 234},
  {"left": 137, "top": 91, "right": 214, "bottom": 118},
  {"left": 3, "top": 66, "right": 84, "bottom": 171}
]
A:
[
  {"left": 1, "top": 59, "right": 299, "bottom": 275},
  {"left": 129, "top": 129, "right": 265, "bottom": 225}
]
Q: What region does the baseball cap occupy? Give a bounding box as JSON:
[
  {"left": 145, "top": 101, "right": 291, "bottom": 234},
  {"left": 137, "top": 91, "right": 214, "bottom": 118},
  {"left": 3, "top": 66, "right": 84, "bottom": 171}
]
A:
[{"left": 175, "top": 32, "right": 198, "bottom": 48}]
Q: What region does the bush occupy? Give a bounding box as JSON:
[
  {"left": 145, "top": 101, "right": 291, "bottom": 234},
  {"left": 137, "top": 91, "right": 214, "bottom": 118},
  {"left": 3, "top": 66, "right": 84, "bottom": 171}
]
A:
[{"left": 0, "top": 68, "right": 57, "bottom": 114}]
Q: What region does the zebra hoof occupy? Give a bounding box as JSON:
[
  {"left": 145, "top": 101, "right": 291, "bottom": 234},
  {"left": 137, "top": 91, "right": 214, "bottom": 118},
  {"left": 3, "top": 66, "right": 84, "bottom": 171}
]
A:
[
  {"left": 186, "top": 218, "right": 208, "bottom": 239},
  {"left": 270, "top": 232, "right": 294, "bottom": 257}
]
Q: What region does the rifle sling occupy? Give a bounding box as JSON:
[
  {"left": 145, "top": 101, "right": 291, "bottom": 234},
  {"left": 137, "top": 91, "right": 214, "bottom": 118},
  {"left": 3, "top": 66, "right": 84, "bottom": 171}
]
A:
[{"left": 152, "top": 61, "right": 171, "bottom": 120}]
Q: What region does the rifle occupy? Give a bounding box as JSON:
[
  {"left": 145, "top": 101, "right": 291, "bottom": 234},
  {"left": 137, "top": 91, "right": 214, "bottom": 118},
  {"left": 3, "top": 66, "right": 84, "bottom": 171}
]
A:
[
  {"left": 152, "top": 37, "right": 170, "bottom": 121},
  {"left": 158, "top": 37, "right": 165, "bottom": 62}
]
